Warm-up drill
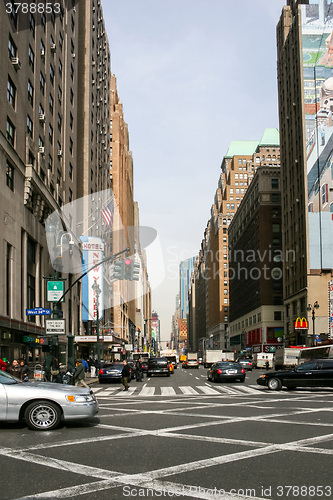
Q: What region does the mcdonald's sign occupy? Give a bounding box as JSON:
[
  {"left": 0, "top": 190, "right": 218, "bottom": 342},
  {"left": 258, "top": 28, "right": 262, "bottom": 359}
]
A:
[{"left": 294, "top": 317, "right": 309, "bottom": 330}]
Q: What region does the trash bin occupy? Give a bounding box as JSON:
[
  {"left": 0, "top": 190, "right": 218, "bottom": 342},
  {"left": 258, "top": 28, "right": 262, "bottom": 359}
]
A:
[
  {"left": 34, "top": 364, "right": 45, "bottom": 381},
  {"left": 62, "top": 368, "right": 75, "bottom": 385}
]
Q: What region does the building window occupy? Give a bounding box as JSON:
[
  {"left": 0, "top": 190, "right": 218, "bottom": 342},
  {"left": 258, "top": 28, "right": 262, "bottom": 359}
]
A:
[
  {"left": 59, "top": 59, "right": 62, "bottom": 76},
  {"left": 59, "top": 32, "right": 63, "bottom": 51},
  {"left": 41, "top": 11, "right": 46, "bottom": 29},
  {"left": 58, "top": 86, "right": 62, "bottom": 103},
  {"left": 49, "top": 94, "right": 54, "bottom": 114},
  {"left": 28, "top": 45, "right": 34, "bottom": 71},
  {"left": 29, "top": 13, "right": 35, "bottom": 38},
  {"left": 57, "top": 169, "right": 61, "bottom": 185},
  {"left": 271, "top": 178, "right": 279, "bottom": 189},
  {"left": 308, "top": 203, "right": 313, "bottom": 212},
  {"left": 69, "top": 163, "right": 73, "bottom": 180},
  {"left": 70, "top": 63, "right": 74, "bottom": 81},
  {"left": 224, "top": 299, "right": 228, "bottom": 304},
  {"left": 40, "top": 72, "right": 45, "bottom": 94},
  {"left": 8, "top": 35, "right": 17, "bottom": 60},
  {"left": 69, "top": 188, "right": 73, "bottom": 202},
  {"left": 27, "top": 274, "right": 36, "bottom": 322},
  {"left": 70, "top": 88, "right": 74, "bottom": 105},
  {"left": 71, "top": 16, "right": 75, "bottom": 32},
  {"left": 7, "top": 76, "right": 16, "bottom": 108},
  {"left": 51, "top": 8, "right": 55, "bottom": 26},
  {"left": 272, "top": 223, "right": 280, "bottom": 233},
  {"left": 48, "top": 154, "right": 53, "bottom": 171},
  {"left": 6, "top": 118, "right": 15, "bottom": 146},
  {"left": 50, "top": 64, "right": 54, "bottom": 85},
  {"left": 27, "top": 115, "right": 33, "bottom": 137},
  {"left": 274, "top": 311, "right": 282, "bottom": 321},
  {"left": 6, "top": 160, "right": 14, "bottom": 190},
  {"left": 258, "top": 312, "right": 261, "bottom": 322},
  {"left": 224, "top": 289, "right": 227, "bottom": 295},
  {"left": 71, "top": 39, "right": 75, "bottom": 54},
  {"left": 49, "top": 124, "right": 53, "bottom": 144},
  {"left": 38, "top": 136, "right": 44, "bottom": 149},
  {"left": 322, "top": 184, "right": 328, "bottom": 205},
  {"left": 69, "top": 138, "right": 73, "bottom": 155},
  {"left": 58, "top": 113, "right": 62, "bottom": 132},
  {"left": 27, "top": 80, "right": 34, "bottom": 106},
  {"left": 272, "top": 193, "right": 280, "bottom": 203},
  {"left": 28, "top": 150, "right": 35, "bottom": 166},
  {"left": 70, "top": 112, "right": 73, "bottom": 130}
]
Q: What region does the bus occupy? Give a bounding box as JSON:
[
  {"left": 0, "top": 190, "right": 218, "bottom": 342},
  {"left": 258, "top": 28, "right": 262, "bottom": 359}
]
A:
[{"left": 298, "top": 345, "right": 333, "bottom": 364}]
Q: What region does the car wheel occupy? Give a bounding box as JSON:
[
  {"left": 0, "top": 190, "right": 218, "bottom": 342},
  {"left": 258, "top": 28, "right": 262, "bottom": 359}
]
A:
[
  {"left": 267, "top": 377, "right": 282, "bottom": 391},
  {"left": 285, "top": 385, "right": 296, "bottom": 390},
  {"left": 24, "top": 400, "right": 62, "bottom": 431}
]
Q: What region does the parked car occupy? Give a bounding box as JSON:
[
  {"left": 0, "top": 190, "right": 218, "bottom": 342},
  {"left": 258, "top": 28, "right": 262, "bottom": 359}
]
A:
[
  {"left": 147, "top": 357, "right": 170, "bottom": 377},
  {"left": 184, "top": 358, "right": 199, "bottom": 369},
  {"left": 237, "top": 358, "right": 253, "bottom": 371},
  {"left": 207, "top": 362, "right": 245, "bottom": 383},
  {"left": 0, "top": 370, "right": 98, "bottom": 431},
  {"left": 257, "top": 359, "right": 333, "bottom": 391},
  {"left": 98, "top": 362, "right": 125, "bottom": 383}
]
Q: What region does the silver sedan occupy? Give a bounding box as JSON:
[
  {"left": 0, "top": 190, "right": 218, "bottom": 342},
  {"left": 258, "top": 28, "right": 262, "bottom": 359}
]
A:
[{"left": 0, "top": 370, "right": 98, "bottom": 431}]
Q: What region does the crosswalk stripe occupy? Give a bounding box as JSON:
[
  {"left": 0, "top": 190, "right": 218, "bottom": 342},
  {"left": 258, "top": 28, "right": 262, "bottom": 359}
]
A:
[
  {"left": 179, "top": 386, "right": 199, "bottom": 395},
  {"left": 197, "top": 386, "right": 220, "bottom": 395},
  {"left": 236, "top": 385, "right": 261, "bottom": 394},
  {"left": 138, "top": 386, "right": 155, "bottom": 396},
  {"left": 117, "top": 387, "right": 137, "bottom": 396},
  {"left": 215, "top": 386, "right": 241, "bottom": 395},
  {"left": 161, "top": 387, "right": 176, "bottom": 396}
]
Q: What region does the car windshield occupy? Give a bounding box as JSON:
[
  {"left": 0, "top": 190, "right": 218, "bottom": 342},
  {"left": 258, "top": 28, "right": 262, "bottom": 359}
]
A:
[
  {"left": 217, "top": 362, "right": 239, "bottom": 368},
  {"left": 297, "top": 361, "right": 317, "bottom": 371},
  {"left": 0, "top": 371, "right": 21, "bottom": 385}
]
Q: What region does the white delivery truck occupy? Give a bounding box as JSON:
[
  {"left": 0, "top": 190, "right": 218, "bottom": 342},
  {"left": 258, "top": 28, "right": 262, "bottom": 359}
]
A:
[
  {"left": 253, "top": 353, "right": 274, "bottom": 369},
  {"left": 221, "top": 351, "right": 235, "bottom": 362},
  {"left": 274, "top": 347, "right": 302, "bottom": 370},
  {"left": 203, "top": 350, "right": 223, "bottom": 368}
]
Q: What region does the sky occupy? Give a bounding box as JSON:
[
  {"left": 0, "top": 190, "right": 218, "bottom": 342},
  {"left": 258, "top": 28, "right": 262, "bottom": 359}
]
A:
[{"left": 102, "top": 0, "right": 286, "bottom": 340}]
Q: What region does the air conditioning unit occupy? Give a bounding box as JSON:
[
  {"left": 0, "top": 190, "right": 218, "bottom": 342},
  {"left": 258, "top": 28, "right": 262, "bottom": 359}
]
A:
[
  {"left": 50, "top": 43, "right": 56, "bottom": 53},
  {"left": 41, "top": 49, "right": 45, "bottom": 57},
  {"left": 92, "top": 61, "right": 96, "bottom": 66},
  {"left": 11, "top": 57, "right": 21, "bottom": 70},
  {"left": 39, "top": 146, "right": 45, "bottom": 155},
  {"left": 92, "top": 80, "right": 95, "bottom": 85},
  {"left": 39, "top": 114, "right": 46, "bottom": 123},
  {"left": 72, "top": 53, "right": 75, "bottom": 58},
  {"left": 57, "top": 150, "right": 63, "bottom": 158}
]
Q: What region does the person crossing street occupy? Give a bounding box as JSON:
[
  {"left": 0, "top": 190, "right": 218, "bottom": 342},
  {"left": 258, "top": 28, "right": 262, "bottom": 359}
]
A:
[
  {"left": 121, "top": 360, "right": 130, "bottom": 391},
  {"left": 136, "top": 358, "right": 143, "bottom": 382}
]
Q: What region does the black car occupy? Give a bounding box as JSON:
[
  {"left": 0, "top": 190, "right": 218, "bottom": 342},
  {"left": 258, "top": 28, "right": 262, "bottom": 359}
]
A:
[
  {"left": 147, "top": 357, "right": 170, "bottom": 377},
  {"left": 207, "top": 362, "right": 246, "bottom": 383},
  {"left": 98, "top": 362, "right": 127, "bottom": 383},
  {"left": 237, "top": 357, "right": 253, "bottom": 371},
  {"left": 257, "top": 359, "right": 333, "bottom": 391}
]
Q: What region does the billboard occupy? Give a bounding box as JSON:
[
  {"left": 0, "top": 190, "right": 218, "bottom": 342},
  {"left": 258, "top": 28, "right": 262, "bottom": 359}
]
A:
[
  {"left": 301, "top": 1, "right": 333, "bottom": 269},
  {"left": 80, "top": 236, "right": 104, "bottom": 322}
]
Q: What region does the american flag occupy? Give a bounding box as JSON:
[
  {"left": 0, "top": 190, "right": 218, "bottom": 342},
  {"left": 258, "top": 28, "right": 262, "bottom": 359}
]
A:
[{"left": 100, "top": 199, "right": 114, "bottom": 227}]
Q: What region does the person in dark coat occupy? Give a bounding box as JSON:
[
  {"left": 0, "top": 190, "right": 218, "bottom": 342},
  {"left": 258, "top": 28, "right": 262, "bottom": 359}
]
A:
[
  {"left": 19, "top": 360, "right": 30, "bottom": 381},
  {"left": 74, "top": 360, "right": 89, "bottom": 388},
  {"left": 6, "top": 360, "right": 22, "bottom": 379},
  {"left": 136, "top": 358, "right": 143, "bottom": 382},
  {"left": 43, "top": 354, "right": 53, "bottom": 382},
  {"left": 121, "top": 360, "right": 130, "bottom": 391}
]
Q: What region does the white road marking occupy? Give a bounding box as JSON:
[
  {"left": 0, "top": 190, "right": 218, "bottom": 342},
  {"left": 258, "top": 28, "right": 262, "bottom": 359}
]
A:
[
  {"left": 215, "top": 385, "right": 241, "bottom": 395},
  {"left": 197, "top": 385, "right": 220, "bottom": 395},
  {"left": 195, "top": 377, "right": 200, "bottom": 380},
  {"left": 117, "top": 387, "right": 137, "bottom": 396},
  {"left": 179, "top": 386, "right": 199, "bottom": 395},
  {"left": 161, "top": 386, "right": 176, "bottom": 396},
  {"left": 138, "top": 386, "right": 155, "bottom": 396},
  {"left": 231, "top": 385, "right": 260, "bottom": 395}
]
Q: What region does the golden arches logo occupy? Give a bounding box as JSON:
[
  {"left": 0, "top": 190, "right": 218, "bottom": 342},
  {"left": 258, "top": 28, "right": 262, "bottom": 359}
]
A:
[{"left": 294, "top": 317, "right": 309, "bottom": 330}]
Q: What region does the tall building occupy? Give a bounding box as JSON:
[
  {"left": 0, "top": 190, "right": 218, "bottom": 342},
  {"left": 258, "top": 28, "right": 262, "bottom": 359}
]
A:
[
  {"left": 228, "top": 163, "right": 284, "bottom": 355},
  {"left": 277, "top": 0, "right": 333, "bottom": 345},
  {"left": 180, "top": 257, "right": 195, "bottom": 319}
]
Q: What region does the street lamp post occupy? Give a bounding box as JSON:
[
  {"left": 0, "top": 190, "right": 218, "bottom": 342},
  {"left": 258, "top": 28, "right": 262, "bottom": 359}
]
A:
[
  {"left": 307, "top": 301, "right": 320, "bottom": 346},
  {"left": 92, "top": 282, "right": 102, "bottom": 366}
]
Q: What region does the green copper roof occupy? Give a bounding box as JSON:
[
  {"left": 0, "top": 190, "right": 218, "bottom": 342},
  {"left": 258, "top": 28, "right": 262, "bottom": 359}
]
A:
[
  {"left": 259, "top": 128, "right": 280, "bottom": 146},
  {"left": 225, "top": 141, "right": 259, "bottom": 158}
]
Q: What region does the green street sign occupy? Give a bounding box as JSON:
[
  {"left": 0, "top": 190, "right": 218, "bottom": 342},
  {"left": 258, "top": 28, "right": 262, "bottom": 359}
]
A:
[{"left": 47, "top": 281, "right": 64, "bottom": 302}]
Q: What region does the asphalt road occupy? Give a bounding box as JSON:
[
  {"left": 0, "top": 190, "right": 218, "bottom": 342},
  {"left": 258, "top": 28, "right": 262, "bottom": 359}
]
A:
[{"left": 1, "top": 365, "right": 333, "bottom": 500}]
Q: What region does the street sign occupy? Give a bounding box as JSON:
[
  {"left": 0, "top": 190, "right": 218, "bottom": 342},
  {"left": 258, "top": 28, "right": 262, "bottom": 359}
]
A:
[
  {"left": 47, "top": 281, "right": 64, "bottom": 302},
  {"left": 46, "top": 319, "right": 66, "bottom": 335},
  {"left": 26, "top": 308, "right": 51, "bottom": 316}
]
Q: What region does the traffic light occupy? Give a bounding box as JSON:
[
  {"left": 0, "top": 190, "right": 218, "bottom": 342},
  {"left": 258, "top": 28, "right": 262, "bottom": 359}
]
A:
[
  {"left": 111, "top": 259, "right": 125, "bottom": 281},
  {"left": 166, "top": 343, "right": 169, "bottom": 347},
  {"left": 124, "top": 259, "right": 140, "bottom": 281},
  {"left": 124, "top": 259, "right": 132, "bottom": 280}
]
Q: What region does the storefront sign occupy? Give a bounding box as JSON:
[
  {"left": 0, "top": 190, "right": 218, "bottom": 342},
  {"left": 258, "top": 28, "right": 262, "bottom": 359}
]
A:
[{"left": 294, "top": 317, "right": 309, "bottom": 330}]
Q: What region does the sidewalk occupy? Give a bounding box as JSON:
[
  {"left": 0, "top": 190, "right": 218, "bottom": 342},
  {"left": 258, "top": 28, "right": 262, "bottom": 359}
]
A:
[{"left": 86, "top": 377, "right": 98, "bottom": 385}]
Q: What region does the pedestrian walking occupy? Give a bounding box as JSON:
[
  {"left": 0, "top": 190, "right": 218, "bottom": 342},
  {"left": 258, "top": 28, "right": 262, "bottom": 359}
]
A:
[
  {"left": 43, "top": 354, "right": 53, "bottom": 382},
  {"left": 19, "top": 359, "right": 30, "bottom": 381},
  {"left": 121, "top": 360, "right": 130, "bottom": 391},
  {"left": 136, "top": 358, "right": 143, "bottom": 382},
  {"left": 6, "top": 359, "right": 22, "bottom": 379},
  {"left": 74, "top": 360, "right": 89, "bottom": 388},
  {"left": 51, "top": 357, "right": 61, "bottom": 383},
  {"left": 82, "top": 358, "right": 89, "bottom": 372}
]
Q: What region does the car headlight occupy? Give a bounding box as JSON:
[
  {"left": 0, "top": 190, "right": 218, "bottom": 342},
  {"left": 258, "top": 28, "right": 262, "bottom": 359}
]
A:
[{"left": 66, "top": 394, "right": 95, "bottom": 403}]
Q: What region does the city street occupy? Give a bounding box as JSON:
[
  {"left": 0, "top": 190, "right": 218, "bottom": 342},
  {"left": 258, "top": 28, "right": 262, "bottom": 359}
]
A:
[{"left": 1, "top": 366, "right": 333, "bottom": 500}]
